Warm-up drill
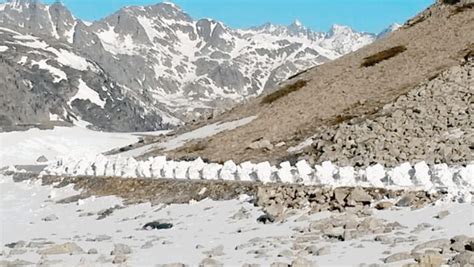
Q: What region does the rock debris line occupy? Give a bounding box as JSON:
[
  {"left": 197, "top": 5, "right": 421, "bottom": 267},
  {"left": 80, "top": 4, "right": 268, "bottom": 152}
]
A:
[
  {"left": 301, "top": 59, "right": 473, "bottom": 167},
  {"left": 27, "top": 152, "right": 474, "bottom": 202},
  {"left": 15, "top": 173, "right": 441, "bottom": 212},
  {"left": 256, "top": 186, "right": 441, "bottom": 216}
]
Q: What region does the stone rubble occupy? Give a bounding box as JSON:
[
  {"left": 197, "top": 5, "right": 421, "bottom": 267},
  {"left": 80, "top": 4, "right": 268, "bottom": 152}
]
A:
[
  {"left": 304, "top": 60, "right": 473, "bottom": 168},
  {"left": 37, "top": 242, "right": 84, "bottom": 255}
]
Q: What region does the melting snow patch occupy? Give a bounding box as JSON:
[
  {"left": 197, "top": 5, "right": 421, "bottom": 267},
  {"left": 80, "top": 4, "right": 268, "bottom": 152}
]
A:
[
  {"left": 68, "top": 79, "right": 106, "bottom": 108},
  {"left": 13, "top": 36, "right": 49, "bottom": 49},
  {"left": 159, "top": 116, "right": 258, "bottom": 151},
  {"left": 96, "top": 26, "right": 138, "bottom": 56},
  {"left": 0, "top": 45, "right": 8, "bottom": 52},
  {"left": 288, "top": 137, "right": 313, "bottom": 153},
  {"left": 48, "top": 48, "right": 93, "bottom": 71},
  {"left": 49, "top": 113, "right": 62, "bottom": 121},
  {"left": 119, "top": 116, "right": 258, "bottom": 157},
  {"left": 137, "top": 16, "right": 162, "bottom": 42},
  {"left": 18, "top": 56, "right": 27, "bottom": 64},
  {"left": 31, "top": 59, "right": 67, "bottom": 82}
]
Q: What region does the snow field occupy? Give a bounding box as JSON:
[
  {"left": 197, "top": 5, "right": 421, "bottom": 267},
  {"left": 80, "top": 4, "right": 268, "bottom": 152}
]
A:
[
  {"left": 39, "top": 155, "right": 474, "bottom": 202},
  {"left": 2, "top": 172, "right": 471, "bottom": 266},
  {"left": 0, "top": 127, "right": 147, "bottom": 167}
]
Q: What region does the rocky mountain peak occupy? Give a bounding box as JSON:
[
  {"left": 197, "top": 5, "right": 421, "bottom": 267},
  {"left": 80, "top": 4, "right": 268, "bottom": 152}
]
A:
[
  {"left": 161, "top": 1, "right": 180, "bottom": 9},
  {"left": 249, "top": 22, "right": 276, "bottom": 32},
  {"left": 377, "top": 23, "right": 402, "bottom": 38},
  {"left": 327, "top": 24, "right": 355, "bottom": 37},
  {"left": 0, "top": 0, "right": 389, "bottom": 130},
  {"left": 287, "top": 19, "right": 311, "bottom": 36},
  {"left": 321, "top": 24, "right": 375, "bottom": 55},
  {"left": 0, "top": 0, "right": 77, "bottom": 42},
  {"left": 146, "top": 1, "right": 192, "bottom": 22},
  {"left": 292, "top": 19, "right": 302, "bottom": 27},
  {"left": 7, "top": 0, "right": 39, "bottom": 6},
  {"left": 4, "top": 0, "right": 45, "bottom": 11},
  {"left": 288, "top": 19, "right": 304, "bottom": 31}
]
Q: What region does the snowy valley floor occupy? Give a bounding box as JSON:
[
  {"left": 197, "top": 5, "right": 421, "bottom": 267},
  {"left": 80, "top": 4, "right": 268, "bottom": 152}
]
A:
[
  {"left": 0, "top": 127, "right": 473, "bottom": 266},
  {"left": 0, "top": 126, "right": 168, "bottom": 167},
  {"left": 0, "top": 174, "right": 473, "bottom": 267}
]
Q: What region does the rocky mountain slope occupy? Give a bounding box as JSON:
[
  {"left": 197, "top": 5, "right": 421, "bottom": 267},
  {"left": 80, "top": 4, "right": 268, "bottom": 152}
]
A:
[
  {"left": 0, "top": 27, "right": 170, "bottom": 132},
  {"left": 0, "top": 0, "right": 384, "bottom": 130},
  {"left": 155, "top": 1, "right": 473, "bottom": 166}
]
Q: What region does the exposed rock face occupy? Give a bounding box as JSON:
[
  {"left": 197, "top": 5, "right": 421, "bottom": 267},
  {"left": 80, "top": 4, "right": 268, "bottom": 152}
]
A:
[
  {"left": 0, "top": 28, "right": 167, "bottom": 132},
  {"left": 0, "top": 0, "right": 380, "bottom": 130},
  {"left": 0, "top": 0, "right": 76, "bottom": 42},
  {"left": 439, "top": 0, "right": 474, "bottom": 5}
]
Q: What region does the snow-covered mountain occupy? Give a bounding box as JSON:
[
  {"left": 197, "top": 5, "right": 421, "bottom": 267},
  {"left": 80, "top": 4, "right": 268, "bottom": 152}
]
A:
[
  {"left": 0, "top": 27, "right": 170, "bottom": 132},
  {"left": 0, "top": 0, "right": 388, "bottom": 130},
  {"left": 377, "top": 23, "right": 402, "bottom": 39}
]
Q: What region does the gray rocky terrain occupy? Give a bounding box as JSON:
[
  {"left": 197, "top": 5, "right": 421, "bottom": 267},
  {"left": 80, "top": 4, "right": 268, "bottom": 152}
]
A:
[
  {"left": 300, "top": 59, "right": 474, "bottom": 167},
  {"left": 0, "top": 28, "right": 168, "bottom": 132}
]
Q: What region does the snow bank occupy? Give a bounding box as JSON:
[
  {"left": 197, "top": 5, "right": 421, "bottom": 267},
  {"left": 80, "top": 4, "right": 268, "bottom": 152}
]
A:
[
  {"left": 0, "top": 127, "right": 166, "bottom": 167},
  {"left": 68, "top": 79, "right": 106, "bottom": 108},
  {"left": 39, "top": 155, "right": 474, "bottom": 202},
  {"left": 47, "top": 48, "right": 92, "bottom": 71},
  {"left": 31, "top": 59, "right": 67, "bottom": 82},
  {"left": 1, "top": 171, "right": 472, "bottom": 266},
  {"left": 119, "top": 116, "right": 258, "bottom": 157}
]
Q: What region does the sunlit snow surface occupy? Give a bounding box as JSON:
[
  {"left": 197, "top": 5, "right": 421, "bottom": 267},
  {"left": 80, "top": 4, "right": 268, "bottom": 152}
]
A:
[
  {"left": 0, "top": 174, "right": 472, "bottom": 266},
  {"left": 68, "top": 79, "right": 106, "bottom": 108},
  {"left": 0, "top": 126, "right": 473, "bottom": 265},
  {"left": 119, "top": 115, "right": 258, "bottom": 157},
  {"left": 0, "top": 126, "right": 166, "bottom": 167}
]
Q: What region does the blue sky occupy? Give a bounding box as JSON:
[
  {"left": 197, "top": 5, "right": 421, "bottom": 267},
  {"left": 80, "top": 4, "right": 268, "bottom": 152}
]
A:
[{"left": 38, "top": 0, "right": 434, "bottom": 33}]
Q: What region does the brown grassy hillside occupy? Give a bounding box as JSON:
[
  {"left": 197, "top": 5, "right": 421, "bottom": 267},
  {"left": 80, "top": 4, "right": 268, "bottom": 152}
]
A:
[{"left": 152, "top": 2, "right": 474, "bottom": 164}]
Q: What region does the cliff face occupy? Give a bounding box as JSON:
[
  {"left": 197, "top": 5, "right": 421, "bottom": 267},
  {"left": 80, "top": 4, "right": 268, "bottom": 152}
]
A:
[{"left": 0, "top": 28, "right": 168, "bottom": 132}]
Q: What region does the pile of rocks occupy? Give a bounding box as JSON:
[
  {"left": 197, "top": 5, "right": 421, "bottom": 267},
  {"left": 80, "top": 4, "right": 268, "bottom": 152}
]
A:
[
  {"left": 256, "top": 185, "right": 441, "bottom": 217},
  {"left": 12, "top": 173, "right": 441, "bottom": 213},
  {"left": 382, "top": 235, "right": 474, "bottom": 266},
  {"left": 306, "top": 60, "right": 473, "bottom": 167},
  {"left": 308, "top": 213, "right": 404, "bottom": 242}
]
